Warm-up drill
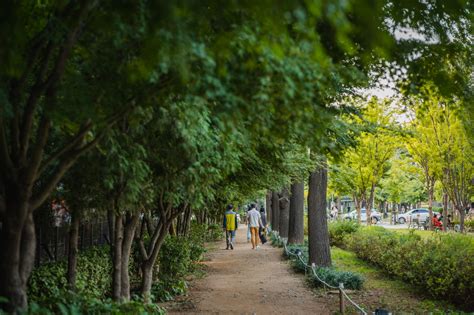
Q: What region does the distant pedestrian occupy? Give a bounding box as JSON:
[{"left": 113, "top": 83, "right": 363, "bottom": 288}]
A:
[
  {"left": 247, "top": 204, "right": 263, "bottom": 249},
  {"left": 259, "top": 206, "right": 267, "bottom": 244},
  {"left": 223, "top": 204, "right": 238, "bottom": 250}
]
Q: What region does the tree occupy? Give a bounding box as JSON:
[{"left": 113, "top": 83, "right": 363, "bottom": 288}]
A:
[
  {"left": 410, "top": 86, "right": 473, "bottom": 231},
  {"left": 308, "top": 158, "right": 331, "bottom": 267},
  {"left": 278, "top": 188, "right": 290, "bottom": 239},
  {"left": 336, "top": 99, "right": 399, "bottom": 224},
  {"left": 288, "top": 181, "right": 305, "bottom": 245}
]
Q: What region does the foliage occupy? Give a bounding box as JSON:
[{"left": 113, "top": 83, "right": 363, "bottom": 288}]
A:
[
  {"left": 328, "top": 221, "right": 360, "bottom": 248},
  {"left": 206, "top": 223, "right": 225, "bottom": 242},
  {"left": 0, "top": 291, "right": 165, "bottom": 315},
  {"left": 28, "top": 246, "right": 111, "bottom": 306},
  {"left": 309, "top": 267, "right": 364, "bottom": 290},
  {"left": 347, "top": 227, "right": 474, "bottom": 309},
  {"left": 158, "top": 237, "right": 192, "bottom": 282},
  {"left": 151, "top": 279, "right": 188, "bottom": 303},
  {"left": 329, "top": 98, "right": 399, "bottom": 223}
]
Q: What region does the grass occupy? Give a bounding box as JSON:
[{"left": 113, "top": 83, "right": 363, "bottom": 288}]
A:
[{"left": 329, "top": 246, "right": 468, "bottom": 314}]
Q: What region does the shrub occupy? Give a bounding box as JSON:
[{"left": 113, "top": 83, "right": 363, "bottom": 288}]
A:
[
  {"left": 269, "top": 232, "right": 284, "bottom": 247},
  {"left": 151, "top": 279, "right": 188, "bottom": 302},
  {"left": 207, "top": 223, "right": 224, "bottom": 241},
  {"left": 158, "top": 237, "right": 192, "bottom": 282},
  {"left": 28, "top": 246, "right": 111, "bottom": 306},
  {"left": 328, "top": 221, "right": 360, "bottom": 247},
  {"left": 310, "top": 267, "right": 364, "bottom": 290},
  {"left": 347, "top": 227, "right": 474, "bottom": 309},
  {"left": 10, "top": 291, "right": 165, "bottom": 315}
]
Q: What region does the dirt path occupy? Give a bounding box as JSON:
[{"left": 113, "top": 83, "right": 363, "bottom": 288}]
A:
[{"left": 167, "top": 225, "right": 330, "bottom": 314}]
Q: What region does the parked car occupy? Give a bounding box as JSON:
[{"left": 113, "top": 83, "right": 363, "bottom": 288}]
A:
[
  {"left": 344, "top": 208, "right": 381, "bottom": 223},
  {"left": 397, "top": 208, "right": 440, "bottom": 224}
]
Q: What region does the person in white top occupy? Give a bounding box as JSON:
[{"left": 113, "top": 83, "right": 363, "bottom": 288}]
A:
[{"left": 246, "top": 204, "right": 263, "bottom": 249}]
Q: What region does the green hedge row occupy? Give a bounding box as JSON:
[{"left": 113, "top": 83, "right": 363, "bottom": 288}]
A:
[{"left": 347, "top": 227, "right": 474, "bottom": 310}]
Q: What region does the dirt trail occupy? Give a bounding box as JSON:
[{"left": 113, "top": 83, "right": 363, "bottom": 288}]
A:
[{"left": 167, "top": 225, "right": 330, "bottom": 314}]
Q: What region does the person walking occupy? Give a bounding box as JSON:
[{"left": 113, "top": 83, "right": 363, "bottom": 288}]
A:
[
  {"left": 247, "top": 204, "right": 263, "bottom": 249},
  {"left": 223, "top": 204, "right": 238, "bottom": 250}
]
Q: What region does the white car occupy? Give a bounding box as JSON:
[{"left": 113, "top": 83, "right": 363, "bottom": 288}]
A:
[
  {"left": 344, "top": 208, "right": 381, "bottom": 223},
  {"left": 397, "top": 208, "right": 439, "bottom": 224}
]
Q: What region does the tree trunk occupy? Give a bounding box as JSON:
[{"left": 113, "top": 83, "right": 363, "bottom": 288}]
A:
[
  {"left": 367, "top": 184, "right": 375, "bottom": 225},
  {"left": 112, "top": 214, "right": 124, "bottom": 301},
  {"left": 140, "top": 262, "right": 154, "bottom": 302},
  {"left": 428, "top": 182, "right": 434, "bottom": 230},
  {"left": 278, "top": 188, "right": 290, "bottom": 239},
  {"left": 266, "top": 191, "right": 272, "bottom": 228},
  {"left": 140, "top": 224, "right": 170, "bottom": 302},
  {"left": 120, "top": 214, "right": 139, "bottom": 301},
  {"left": 0, "top": 196, "right": 32, "bottom": 312},
  {"left": 67, "top": 211, "right": 81, "bottom": 290},
  {"left": 288, "top": 181, "right": 304, "bottom": 245},
  {"left": 308, "top": 162, "right": 331, "bottom": 267},
  {"left": 271, "top": 191, "right": 280, "bottom": 232}
]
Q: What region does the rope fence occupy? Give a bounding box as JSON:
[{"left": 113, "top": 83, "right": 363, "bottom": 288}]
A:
[{"left": 273, "top": 232, "right": 367, "bottom": 315}]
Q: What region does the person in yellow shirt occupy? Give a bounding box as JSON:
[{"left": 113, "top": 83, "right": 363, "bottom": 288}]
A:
[{"left": 223, "top": 204, "right": 238, "bottom": 250}]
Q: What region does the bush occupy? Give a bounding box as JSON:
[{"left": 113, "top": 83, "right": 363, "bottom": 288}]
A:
[
  {"left": 207, "top": 223, "right": 224, "bottom": 241},
  {"left": 28, "top": 246, "right": 111, "bottom": 306},
  {"left": 310, "top": 267, "right": 364, "bottom": 290},
  {"left": 158, "top": 237, "right": 192, "bottom": 282},
  {"left": 347, "top": 227, "right": 474, "bottom": 309},
  {"left": 5, "top": 291, "right": 165, "bottom": 315},
  {"left": 328, "top": 221, "right": 360, "bottom": 247},
  {"left": 151, "top": 279, "right": 187, "bottom": 302}
]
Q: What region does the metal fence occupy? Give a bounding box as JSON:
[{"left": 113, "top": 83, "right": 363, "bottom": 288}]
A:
[{"left": 34, "top": 219, "right": 110, "bottom": 266}]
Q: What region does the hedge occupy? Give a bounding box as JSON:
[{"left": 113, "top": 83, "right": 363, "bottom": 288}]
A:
[{"left": 347, "top": 227, "right": 474, "bottom": 310}]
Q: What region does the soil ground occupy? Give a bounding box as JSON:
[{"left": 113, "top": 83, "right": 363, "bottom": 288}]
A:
[{"left": 166, "top": 224, "right": 331, "bottom": 314}]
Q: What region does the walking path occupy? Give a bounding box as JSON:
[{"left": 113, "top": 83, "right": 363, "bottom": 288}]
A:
[{"left": 168, "top": 225, "right": 330, "bottom": 314}]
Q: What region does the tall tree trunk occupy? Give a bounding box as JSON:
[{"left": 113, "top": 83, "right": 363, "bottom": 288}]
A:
[
  {"left": 278, "top": 188, "right": 290, "bottom": 239},
  {"left": 67, "top": 211, "right": 81, "bottom": 290},
  {"left": 288, "top": 181, "right": 304, "bottom": 245},
  {"left": 353, "top": 193, "right": 362, "bottom": 224},
  {"left": 367, "top": 184, "right": 376, "bottom": 226},
  {"left": 265, "top": 191, "right": 272, "bottom": 228},
  {"left": 140, "top": 223, "right": 170, "bottom": 302},
  {"left": 308, "top": 162, "right": 331, "bottom": 267},
  {"left": 271, "top": 191, "right": 280, "bottom": 232},
  {"left": 0, "top": 196, "right": 31, "bottom": 312},
  {"left": 112, "top": 214, "right": 124, "bottom": 301},
  {"left": 428, "top": 181, "right": 434, "bottom": 230},
  {"left": 120, "top": 214, "right": 139, "bottom": 301}
]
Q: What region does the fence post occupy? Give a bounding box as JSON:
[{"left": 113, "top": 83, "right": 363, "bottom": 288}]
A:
[{"left": 339, "top": 283, "right": 345, "bottom": 314}]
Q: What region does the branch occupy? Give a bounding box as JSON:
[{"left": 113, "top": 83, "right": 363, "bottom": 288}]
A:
[
  {"left": 0, "top": 119, "right": 14, "bottom": 179},
  {"left": 30, "top": 154, "right": 77, "bottom": 211},
  {"left": 24, "top": 116, "right": 51, "bottom": 185},
  {"left": 37, "top": 120, "right": 93, "bottom": 176},
  {"left": 20, "top": 1, "right": 91, "bottom": 161},
  {"left": 19, "top": 42, "right": 55, "bottom": 161}
]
